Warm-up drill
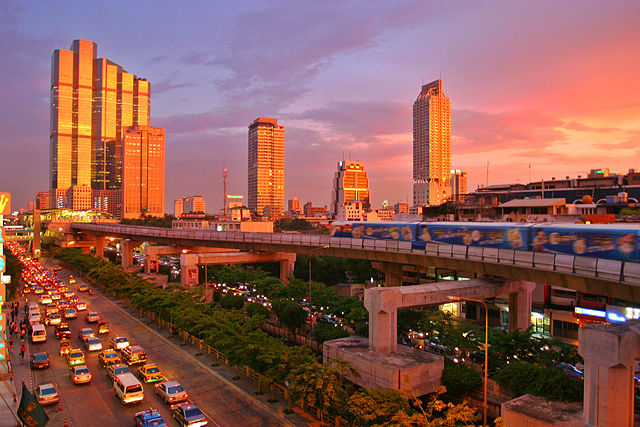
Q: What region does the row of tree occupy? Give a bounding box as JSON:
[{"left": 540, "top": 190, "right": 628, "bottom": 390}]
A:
[{"left": 52, "top": 247, "right": 480, "bottom": 425}]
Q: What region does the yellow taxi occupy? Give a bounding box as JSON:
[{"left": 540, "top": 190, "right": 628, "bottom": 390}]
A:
[
  {"left": 137, "top": 363, "right": 164, "bottom": 383},
  {"left": 98, "top": 349, "right": 122, "bottom": 367},
  {"left": 66, "top": 349, "right": 86, "bottom": 367}
]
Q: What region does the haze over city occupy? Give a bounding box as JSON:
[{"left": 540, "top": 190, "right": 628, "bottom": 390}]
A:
[{"left": 1, "top": 0, "right": 639, "bottom": 211}]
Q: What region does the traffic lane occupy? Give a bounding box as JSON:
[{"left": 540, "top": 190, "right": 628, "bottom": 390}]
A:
[
  {"left": 26, "top": 300, "right": 122, "bottom": 426},
  {"left": 82, "top": 280, "right": 286, "bottom": 426},
  {"left": 25, "top": 298, "right": 175, "bottom": 427}
]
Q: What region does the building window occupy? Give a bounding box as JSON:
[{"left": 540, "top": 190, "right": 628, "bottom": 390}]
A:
[{"left": 553, "top": 319, "right": 579, "bottom": 340}]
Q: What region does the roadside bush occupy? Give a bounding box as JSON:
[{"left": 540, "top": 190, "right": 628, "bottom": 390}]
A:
[
  {"left": 246, "top": 302, "right": 269, "bottom": 318},
  {"left": 220, "top": 294, "right": 245, "bottom": 310},
  {"left": 312, "top": 322, "right": 349, "bottom": 343},
  {"left": 495, "top": 361, "right": 583, "bottom": 402},
  {"left": 441, "top": 360, "right": 482, "bottom": 398}
]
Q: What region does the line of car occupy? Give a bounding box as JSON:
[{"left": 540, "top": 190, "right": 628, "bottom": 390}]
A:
[{"left": 9, "top": 242, "right": 209, "bottom": 426}]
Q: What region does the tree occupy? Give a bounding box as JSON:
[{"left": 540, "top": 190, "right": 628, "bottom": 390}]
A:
[
  {"left": 274, "top": 218, "right": 314, "bottom": 232},
  {"left": 272, "top": 298, "right": 307, "bottom": 331},
  {"left": 346, "top": 388, "right": 410, "bottom": 426},
  {"left": 220, "top": 294, "right": 245, "bottom": 310},
  {"left": 312, "top": 322, "right": 349, "bottom": 343},
  {"left": 287, "top": 359, "right": 356, "bottom": 424}
]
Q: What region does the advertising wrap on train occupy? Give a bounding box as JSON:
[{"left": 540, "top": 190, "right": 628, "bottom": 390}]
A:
[{"left": 528, "top": 226, "right": 640, "bottom": 261}]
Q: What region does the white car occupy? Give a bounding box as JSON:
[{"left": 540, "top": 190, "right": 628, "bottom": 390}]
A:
[
  {"left": 40, "top": 295, "right": 53, "bottom": 304},
  {"left": 110, "top": 336, "right": 130, "bottom": 350},
  {"left": 85, "top": 337, "right": 103, "bottom": 352}
]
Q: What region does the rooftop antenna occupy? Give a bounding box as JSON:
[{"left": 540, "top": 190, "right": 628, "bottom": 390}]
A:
[{"left": 222, "top": 165, "right": 228, "bottom": 221}]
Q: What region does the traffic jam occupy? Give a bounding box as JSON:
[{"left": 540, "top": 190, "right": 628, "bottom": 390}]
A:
[{"left": 7, "top": 241, "right": 208, "bottom": 427}]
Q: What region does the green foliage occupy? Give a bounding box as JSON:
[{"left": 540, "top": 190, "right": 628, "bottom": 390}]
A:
[
  {"left": 312, "top": 322, "right": 349, "bottom": 343},
  {"left": 293, "top": 255, "right": 383, "bottom": 286},
  {"left": 120, "top": 214, "right": 176, "bottom": 228},
  {"left": 495, "top": 361, "right": 583, "bottom": 402},
  {"left": 272, "top": 298, "right": 306, "bottom": 331},
  {"left": 287, "top": 360, "right": 356, "bottom": 423},
  {"left": 345, "top": 388, "right": 410, "bottom": 426},
  {"left": 441, "top": 360, "right": 482, "bottom": 398},
  {"left": 274, "top": 218, "right": 314, "bottom": 232},
  {"left": 220, "top": 294, "right": 245, "bottom": 310},
  {"left": 246, "top": 302, "right": 269, "bottom": 318}
]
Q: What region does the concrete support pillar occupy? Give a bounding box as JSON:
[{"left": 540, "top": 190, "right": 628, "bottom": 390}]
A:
[
  {"left": 143, "top": 245, "right": 159, "bottom": 274},
  {"left": 32, "top": 209, "right": 41, "bottom": 257},
  {"left": 508, "top": 280, "right": 536, "bottom": 331},
  {"left": 372, "top": 262, "right": 404, "bottom": 287},
  {"left": 180, "top": 253, "right": 200, "bottom": 286},
  {"left": 579, "top": 323, "right": 640, "bottom": 427},
  {"left": 364, "top": 287, "right": 402, "bottom": 353},
  {"left": 120, "top": 240, "right": 140, "bottom": 270},
  {"left": 279, "top": 253, "right": 296, "bottom": 281},
  {"left": 94, "top": 236, "right": 106, "bottom": 260}
]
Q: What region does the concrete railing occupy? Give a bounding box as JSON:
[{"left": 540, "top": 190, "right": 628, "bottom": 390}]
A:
[{"left": 71, "top": 223, "right": 639, "bottom": 286}]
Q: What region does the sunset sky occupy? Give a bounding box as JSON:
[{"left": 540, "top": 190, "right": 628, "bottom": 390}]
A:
[{"left": 1, "top": 1, "right": 639, "bottom": 211}]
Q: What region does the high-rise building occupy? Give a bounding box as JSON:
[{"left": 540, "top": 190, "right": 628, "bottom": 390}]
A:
[
  {"left": 174, "top": 199, "right": 184, "bottom": 218},
  {"left": 331, "top": 160, "right": 371, "bottom": 218},
  {"left": 50, "top": 39, "right": 161, "bottom": 218},
  {"left": 449, "top": 170, "right": 468, "bottom": 203},
  {"left": 248, "top": 117, "right": 285, "bottom": 217},
  {"left": 183, "top": 196, "right": 206, "bottom": 214},
  {"left": 413, "top": 79, "right": 451, "bottom": 206},
  {"left": 122, "top": 126, "right": 165, "bottom": 218},
  {"left": 288, "top": 197, "right": 302, "bottom": 214}
]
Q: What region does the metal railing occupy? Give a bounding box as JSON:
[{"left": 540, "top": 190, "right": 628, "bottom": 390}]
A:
[{"left": 71, "top": 223, "right": 640, "bottom": 285}]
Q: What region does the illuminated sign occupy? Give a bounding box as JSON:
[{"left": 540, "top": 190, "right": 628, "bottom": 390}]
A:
[
  {"left": 0, "top": 255, "right": 4, "bottom": 274},
  {"left": 0, "top": 226, "right": 3, "bottom": 243},
  {"left": 0, "top": 193, "right": 10, "bottom": 215},
  {"left": 226, "top": 195, "right": 243, "bottom": 199},
  {"left": 607, "top": 312, "right": 626, "bottom": 322},
  {"left": 574, "top": 307, "right": 606, "bottom": 318}
]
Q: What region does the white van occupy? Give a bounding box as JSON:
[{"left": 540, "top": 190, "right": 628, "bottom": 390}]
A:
[
  {"left": 31, "top": 324, "right": 47, "bottom": 343},
  {"left": 113, "top": 373, "right": 144, "bottom": 404},
  {"left": 28, "top": 313, "right": 41, "bottom": 325}
]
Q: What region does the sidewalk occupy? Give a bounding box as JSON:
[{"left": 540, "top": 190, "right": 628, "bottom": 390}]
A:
[{"left": 0, "top": 302, "right": 25, "bottom": 427}]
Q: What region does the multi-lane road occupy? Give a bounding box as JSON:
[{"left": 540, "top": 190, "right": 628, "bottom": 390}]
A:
[{"left": 16, "top": 260, "right": 298, "bottom": 426}]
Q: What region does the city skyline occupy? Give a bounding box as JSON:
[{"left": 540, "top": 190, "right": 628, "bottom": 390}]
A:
[{"left": 1, "top": 1, "right": 639, "bottom": 211}]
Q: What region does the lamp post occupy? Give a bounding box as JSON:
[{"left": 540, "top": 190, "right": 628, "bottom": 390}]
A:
[{"left": 448, "top": 296, "right": 489, "bottom": 427}]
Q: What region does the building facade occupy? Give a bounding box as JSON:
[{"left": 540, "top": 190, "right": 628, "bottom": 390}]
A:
[
  {"left": 449, "top": 170, "right": 468, "bottom": 203},
  {"left": 122, "top": 126, "right": 165, "bottom": 218},
  {"left": 248, "top": 117, "right": 285, "bottom": 217},
  {"left": 49, "top": 39, "right": 162, "bottom": 218},
  {"left": 413, "top": 80, "right": 451, "bottom": 207},
  {"left": 36, "top": 191, "right": 50, "bottom": 210},
  {"left": 288, "top": 197, "right": 302, "bottom": 215},
  {"left": 183, "top": 196, "right": 206, "bottom": 214},
  {"left": 174, "top": 199, "right": 184, "bottom": 218},
  {"left": 331, "top": 160, "right": 371, "bottom": 218}
]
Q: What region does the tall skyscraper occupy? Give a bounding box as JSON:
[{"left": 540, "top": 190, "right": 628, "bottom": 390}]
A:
[
  {"left": 331, "top": 160, "right": 371, "bottom": 218},
  {"left": 50, "top": 39, "right": 163, "bottom": 218},
  {"left": 248, "top": 117, "right": 285, "bottom": 217},
  {"left": 413, "top": 79, "right": 452, "bottom": 206},
  {"left": 122, "top": 126, "right": 165, "bottom": 218}
]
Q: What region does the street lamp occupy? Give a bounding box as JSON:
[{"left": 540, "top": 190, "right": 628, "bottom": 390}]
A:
[
  {"left": 308, "top": 246, "right": 329, "bottom": 297},
  {"left": 448, "top": 295, "right": 489, "bottom": 427}
]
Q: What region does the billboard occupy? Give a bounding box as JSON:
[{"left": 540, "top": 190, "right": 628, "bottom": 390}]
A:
[{"left": 0, "top": 193, "right": 10, "bottom": 215}]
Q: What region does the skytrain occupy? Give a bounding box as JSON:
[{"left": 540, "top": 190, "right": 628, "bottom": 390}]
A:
[{"left": 330, "top": 221, "right": 640, "bottom": 263}]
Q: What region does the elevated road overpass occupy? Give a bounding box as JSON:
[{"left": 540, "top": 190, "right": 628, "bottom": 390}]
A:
[{"left": 65, "top": 222, "right": 640, "bottom": 302}]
